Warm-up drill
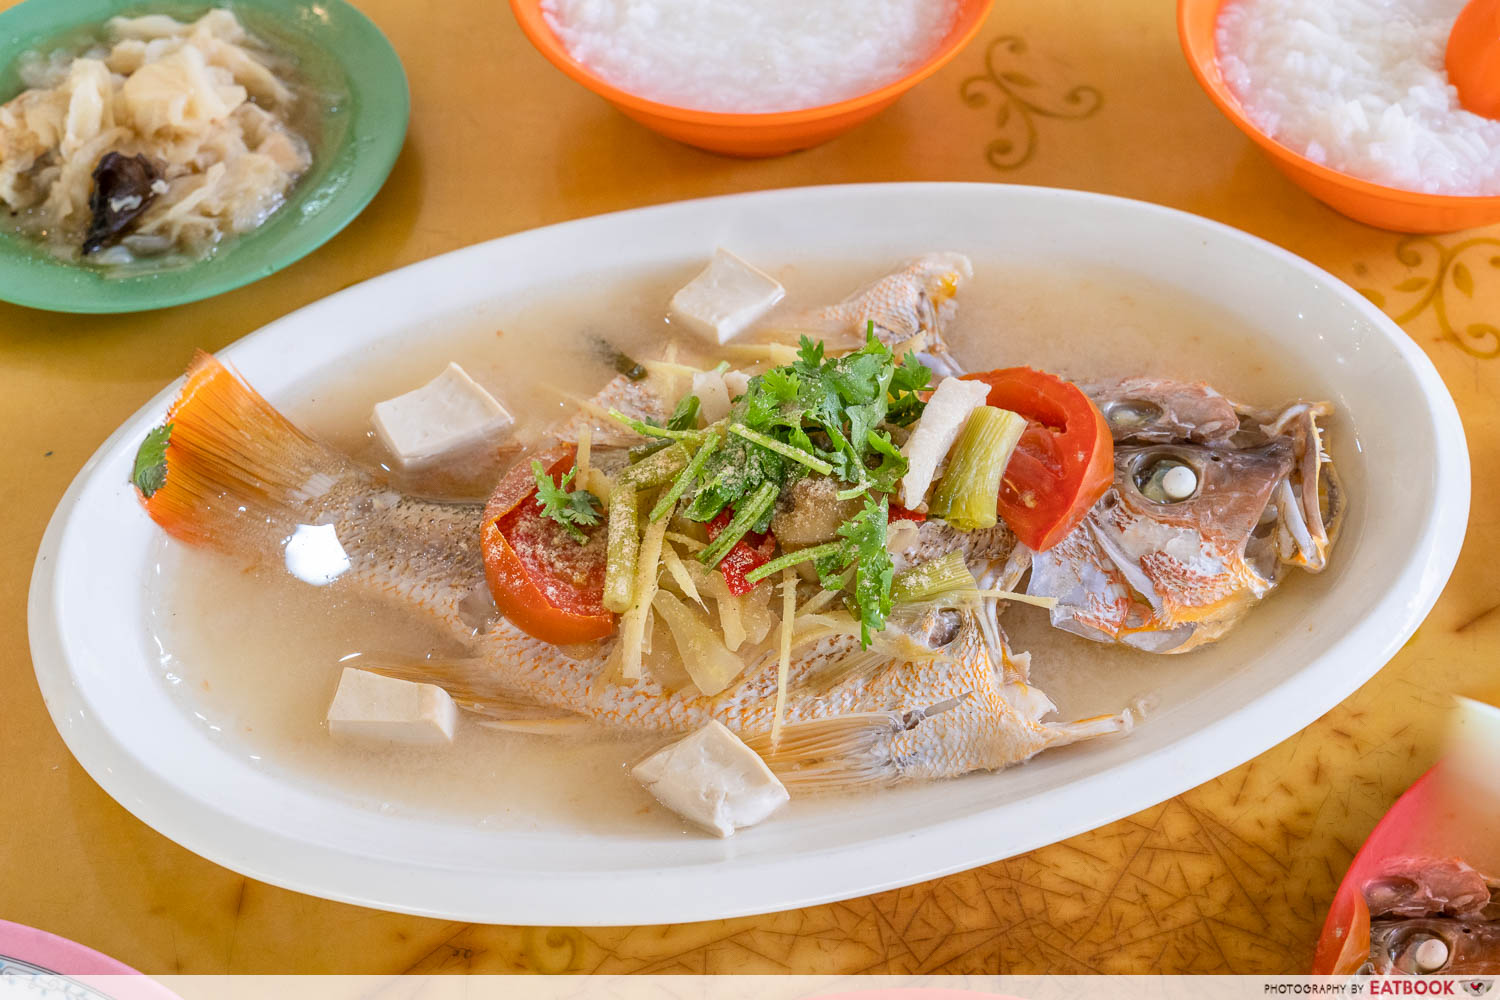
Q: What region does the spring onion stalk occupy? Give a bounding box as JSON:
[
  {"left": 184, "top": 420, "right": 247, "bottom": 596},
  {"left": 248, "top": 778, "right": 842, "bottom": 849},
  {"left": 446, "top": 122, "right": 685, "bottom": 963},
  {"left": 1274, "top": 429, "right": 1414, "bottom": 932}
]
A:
[
  {"left": 698, "top": 480, "right": 779, "bottom": 568},
  {"left": 650, "top": 432, "right": 719, "bottom": 522},
  {"left": 890, "top": 551, "right": 981, "bottom": 606},
  {"left": 603, "top": 485, "right": 640, "bottom": 614},
  {"left": 617, "top": 442, "right": 690, "bottom": 491},
  {"left": 621, "top": 507, "right": 671, "bottom": 680},
  {"left": 608, "top": 408, "right": 701, "bottom": 441},
  {"left": 835, "top": 482, "right": 871, "bottom": 501},
  {"left": 726, "top": 423, "right": 834, "bottom": 476},
  {"left": 929, "top": 406, "right": 1026, "bottom": 531},
  {"left": 743, "top": 541, "right": 842, "bottom": 586},
  {"left": 772, "top": 568, "right": 797, "bottom": 747}
]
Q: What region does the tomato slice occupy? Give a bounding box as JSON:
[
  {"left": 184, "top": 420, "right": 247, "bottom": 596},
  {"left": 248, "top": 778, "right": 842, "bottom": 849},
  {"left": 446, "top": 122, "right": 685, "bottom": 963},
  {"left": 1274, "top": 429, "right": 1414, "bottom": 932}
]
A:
[
  {"left": 960, "top": 367, "right": 1114, "bottom": 552},
  {"left": 481, "top": 445, "right": 616, "bottom": 644},
  {"left": 705, "top": 509, "right": 776, "bottom": 596}
]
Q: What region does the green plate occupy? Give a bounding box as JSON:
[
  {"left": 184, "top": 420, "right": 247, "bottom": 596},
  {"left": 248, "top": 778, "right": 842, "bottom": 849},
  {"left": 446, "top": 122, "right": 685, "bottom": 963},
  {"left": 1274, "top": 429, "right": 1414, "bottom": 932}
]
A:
[{"left": 0, "top": 0, "right": 408, "bottom": 313}]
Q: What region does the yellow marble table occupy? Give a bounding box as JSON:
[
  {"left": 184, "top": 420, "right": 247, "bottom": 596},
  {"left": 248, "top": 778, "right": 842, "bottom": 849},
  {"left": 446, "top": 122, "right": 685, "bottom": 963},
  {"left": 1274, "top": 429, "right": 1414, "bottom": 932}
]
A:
[{"left": 2, "top": 0, "right": 1496, "bottom": 975}]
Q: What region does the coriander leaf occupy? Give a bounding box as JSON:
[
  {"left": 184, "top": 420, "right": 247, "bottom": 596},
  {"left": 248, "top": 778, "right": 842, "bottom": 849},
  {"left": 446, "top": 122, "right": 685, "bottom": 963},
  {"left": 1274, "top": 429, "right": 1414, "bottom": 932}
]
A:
[
  {"left": 887, "top": 351, "right": 933, "bottom": 427},
  {"left": 864, "top": 430, "right": 908, "bottom": 494},
  {"left": 132, "top": 423, "right": 172, "bottom": 498},
  {"left": 795, "top": 335, "right": 824, "bottom": 370},
  {"left": 837, "top": 495, "right": 894, "bottom": 646},
  {"left": 667, "top": 394, "right": 700, "bottom": 431},
  {"left": 532, "top": 460, "right": 602, "bottom": 544},
  {"left": 759, "top": 368, "right": 800, "bottom": 405}
]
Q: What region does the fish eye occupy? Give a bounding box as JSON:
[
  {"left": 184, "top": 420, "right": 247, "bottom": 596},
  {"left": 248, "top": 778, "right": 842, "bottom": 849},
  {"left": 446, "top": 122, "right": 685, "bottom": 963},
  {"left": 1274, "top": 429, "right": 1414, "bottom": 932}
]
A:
[
  {"left": 1383, "top": 927, "right": 1453, "bottom": 974},
  {"left": 1132, "top": 452, "right": 1201, "bottom": 503},
  {"left": 1104, "top": 399, "right": 1163, "bottom": 433}
]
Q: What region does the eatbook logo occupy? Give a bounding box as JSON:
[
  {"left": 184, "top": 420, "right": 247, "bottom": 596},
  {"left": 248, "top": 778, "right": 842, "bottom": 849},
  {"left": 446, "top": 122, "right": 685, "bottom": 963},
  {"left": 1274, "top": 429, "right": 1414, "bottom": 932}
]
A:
[{"left": 1462, "top": 983, "right": 1493, "bottom": 997}]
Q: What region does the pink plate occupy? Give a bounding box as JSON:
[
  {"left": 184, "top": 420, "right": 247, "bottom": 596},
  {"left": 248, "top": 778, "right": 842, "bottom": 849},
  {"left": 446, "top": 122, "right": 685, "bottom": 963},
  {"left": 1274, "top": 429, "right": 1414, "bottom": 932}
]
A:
[{"left": 0, "top": 919, "right": 178, "bottom": 998}]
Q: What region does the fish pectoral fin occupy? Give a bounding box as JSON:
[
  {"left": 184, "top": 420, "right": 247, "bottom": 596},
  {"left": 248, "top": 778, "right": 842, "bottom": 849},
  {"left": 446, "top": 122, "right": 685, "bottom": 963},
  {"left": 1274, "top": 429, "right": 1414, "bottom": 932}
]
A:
[
  {"left": 744, "top": 712, "right": 905, "bottom": 793},
  {"left": 344, "top": 652, "right": 584, "bottom": 726},
  {"left": 743, "top": 698, "right": 966, "bottom": 794},
  {"left": 1045, "top": 709, "right": 1133, "bottom": 749},
  {"left": 474, "top": 718, "right": 593, "bottom": 736}
]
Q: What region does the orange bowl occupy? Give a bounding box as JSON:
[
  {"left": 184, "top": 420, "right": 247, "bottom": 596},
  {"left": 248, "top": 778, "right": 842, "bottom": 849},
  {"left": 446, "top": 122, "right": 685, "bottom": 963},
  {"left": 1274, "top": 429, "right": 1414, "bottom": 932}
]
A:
[
  {"left": 1179, "top": 0, "right": 1500, "bottom": 232},
  {"left": 511, "top": 0, "right": 995, "bottom": 157}
]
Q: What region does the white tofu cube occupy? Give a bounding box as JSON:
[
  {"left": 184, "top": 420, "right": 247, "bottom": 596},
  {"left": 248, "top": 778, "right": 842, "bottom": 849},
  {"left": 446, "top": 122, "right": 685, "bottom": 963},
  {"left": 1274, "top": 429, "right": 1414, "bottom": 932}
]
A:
[
  {"left": 632, "top": 720, "right": 789, "bottom": 837},
  {"left": 371, "top": 363, "right": 512, "bottom": 467},
  {"left": 326, "top": 667, "right": 458, "bottom": 745},
  {"left": 669, "top": 250, "right": 785, "bottom": 344}
]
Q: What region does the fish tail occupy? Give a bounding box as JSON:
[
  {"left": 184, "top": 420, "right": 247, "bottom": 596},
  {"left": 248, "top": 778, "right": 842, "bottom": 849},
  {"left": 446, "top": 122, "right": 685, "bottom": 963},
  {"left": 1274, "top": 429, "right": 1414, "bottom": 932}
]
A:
[{"left": 133, "top": 350, "right": 351, "bottom": 552}]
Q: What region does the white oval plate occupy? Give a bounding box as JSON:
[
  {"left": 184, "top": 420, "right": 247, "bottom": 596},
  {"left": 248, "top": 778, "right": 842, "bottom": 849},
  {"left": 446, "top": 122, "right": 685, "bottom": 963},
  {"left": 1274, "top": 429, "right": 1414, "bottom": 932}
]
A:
[{"left": 29, "top": 184, "right": 1469, "bottom": 924}]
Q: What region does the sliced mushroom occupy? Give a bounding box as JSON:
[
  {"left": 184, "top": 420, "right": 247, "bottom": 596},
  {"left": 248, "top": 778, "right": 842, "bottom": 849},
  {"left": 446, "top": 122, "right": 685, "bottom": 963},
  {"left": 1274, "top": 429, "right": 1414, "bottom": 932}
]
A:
[{"left": 83, "top": 152, "right": 160, "bottom": 255}]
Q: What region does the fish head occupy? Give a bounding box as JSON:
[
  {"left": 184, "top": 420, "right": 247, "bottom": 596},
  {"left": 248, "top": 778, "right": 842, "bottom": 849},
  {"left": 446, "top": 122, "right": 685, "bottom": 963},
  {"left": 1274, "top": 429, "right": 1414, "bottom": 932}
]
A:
[
  {"left": 1023, "top": 375, "right": 1342, "bottom": 653},
  {"left": 1027, "top": 439, "right": 1296, "bottom": 653}
]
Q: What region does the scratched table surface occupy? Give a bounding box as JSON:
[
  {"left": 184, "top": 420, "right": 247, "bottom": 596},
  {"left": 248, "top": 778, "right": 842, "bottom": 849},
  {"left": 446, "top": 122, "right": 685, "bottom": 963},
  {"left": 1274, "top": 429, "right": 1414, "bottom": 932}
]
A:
[{"left": 2, "top": 0, "right": 1497, "bottom": 975}]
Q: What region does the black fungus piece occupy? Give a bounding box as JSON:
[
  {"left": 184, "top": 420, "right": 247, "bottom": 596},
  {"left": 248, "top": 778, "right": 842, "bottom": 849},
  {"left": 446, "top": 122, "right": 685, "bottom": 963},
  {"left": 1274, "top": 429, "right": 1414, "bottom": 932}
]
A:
[
  {"left": 82, "top": 152, "right": 160, "bottom": 255},
  {"left": 591, "top": 335, "right": 647, "bottom": 381}
]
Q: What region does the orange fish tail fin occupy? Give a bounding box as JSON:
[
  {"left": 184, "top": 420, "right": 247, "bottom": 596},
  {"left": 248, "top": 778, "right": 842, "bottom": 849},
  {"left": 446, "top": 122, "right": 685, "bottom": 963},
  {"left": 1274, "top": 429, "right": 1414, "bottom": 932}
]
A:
[{"left": 133, "top": 350, "right": 348, "bottom": 552}]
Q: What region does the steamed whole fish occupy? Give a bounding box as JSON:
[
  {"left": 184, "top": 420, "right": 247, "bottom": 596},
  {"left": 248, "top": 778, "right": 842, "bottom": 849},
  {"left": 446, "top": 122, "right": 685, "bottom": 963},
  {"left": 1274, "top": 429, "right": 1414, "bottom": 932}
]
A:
[
  {"left": 135, "top": 351, "right": 1129, "bottom": 788},
  {"left": 131, "top": 253, "right": 1346, "bottom": 793}
]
